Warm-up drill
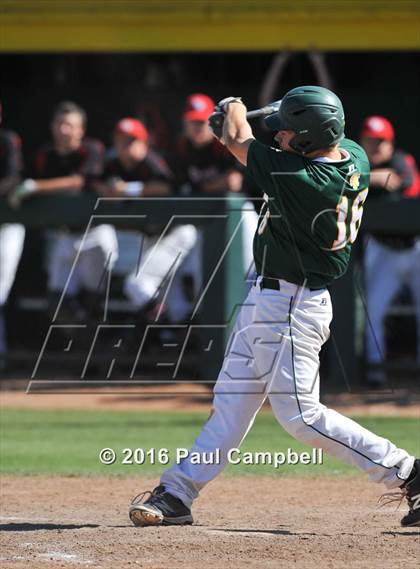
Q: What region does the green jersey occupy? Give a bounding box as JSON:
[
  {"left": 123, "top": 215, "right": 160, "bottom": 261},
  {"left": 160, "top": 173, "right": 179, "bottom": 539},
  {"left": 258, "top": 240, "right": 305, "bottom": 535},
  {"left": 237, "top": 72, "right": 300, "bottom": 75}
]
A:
[{"left": 246, "top": 138, "right": 370, "bottom": 289}]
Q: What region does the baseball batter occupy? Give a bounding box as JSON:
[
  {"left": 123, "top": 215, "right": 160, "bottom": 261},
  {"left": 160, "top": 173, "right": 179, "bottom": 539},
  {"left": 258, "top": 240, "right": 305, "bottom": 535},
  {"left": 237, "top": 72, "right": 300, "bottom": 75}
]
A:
[{"left": 128, "top": 87, "right": 420, "bottom": 528}]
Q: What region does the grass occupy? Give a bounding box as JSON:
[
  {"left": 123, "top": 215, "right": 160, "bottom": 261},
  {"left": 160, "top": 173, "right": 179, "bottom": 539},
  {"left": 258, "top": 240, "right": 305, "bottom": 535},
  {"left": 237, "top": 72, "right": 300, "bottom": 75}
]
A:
[{"left": 1, "top": 408, "right": 419, "bottom": 478}]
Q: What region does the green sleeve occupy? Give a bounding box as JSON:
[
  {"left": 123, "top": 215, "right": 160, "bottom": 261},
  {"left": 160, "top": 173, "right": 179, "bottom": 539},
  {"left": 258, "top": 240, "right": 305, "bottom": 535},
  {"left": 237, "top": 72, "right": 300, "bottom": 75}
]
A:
[{"left": 246, "top": 140, "right": 281, "bottom": 194}]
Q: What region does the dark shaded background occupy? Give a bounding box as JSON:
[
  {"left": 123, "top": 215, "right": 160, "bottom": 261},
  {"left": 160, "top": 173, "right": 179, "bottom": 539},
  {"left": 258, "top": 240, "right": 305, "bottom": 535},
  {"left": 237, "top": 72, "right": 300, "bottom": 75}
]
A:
[
  {"left": 1, "top": 51, "right": 419, "bottom": 381},
  {"left": 1, "top": 52, "right": 419, "bottom": 167}
]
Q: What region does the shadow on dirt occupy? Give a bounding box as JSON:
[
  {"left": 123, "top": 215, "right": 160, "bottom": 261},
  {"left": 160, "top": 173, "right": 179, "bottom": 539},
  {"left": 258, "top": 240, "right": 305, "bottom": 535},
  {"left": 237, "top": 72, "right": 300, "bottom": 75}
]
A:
[
  {"left": 0, "top": 522, "right": 100, "bottom": 531},
  {"left": 210, "top": 527, "right": 319, "bottom": 537},
  {"left": 382, "top": 530, "right": 420, "bottom": 537}
]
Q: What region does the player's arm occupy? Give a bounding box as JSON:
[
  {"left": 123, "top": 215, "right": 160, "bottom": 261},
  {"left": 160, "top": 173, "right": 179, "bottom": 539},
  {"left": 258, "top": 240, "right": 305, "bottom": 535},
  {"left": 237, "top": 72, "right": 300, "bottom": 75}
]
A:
[
  {"left": 369, "top": 169, "right": 401, "bottom": 192},
  {"left": 36, "top": 140, "right": 104, "bottom": 193},
  {"left": 142, "top": 180, "right": 171, "bottom": 196},
  {"left": 392, "top": 151, "right": 420, "bottom": 197},
  {"left": 93, "top": 177, "right": 171, "bottom": 197},
  {"left": 137, "top": 153, "right": 173, "bottom": 196},
  {"left": 117, "top": 179, "right": 171, "bottom": 196},
  {"left": 29, "top": 175, "right": 84, "bottom": 193},
  {"left": 9, "top": 139, "right": 107, "bottom": 207},
  {"left": 222, "top": 101, "right": 255, "bottom": 167},
  {"left": 201, "top": 170, "right": 243, "bottom": 193},
  {"left": 8, "top": 174, "right": 85, "bottom": 208}
]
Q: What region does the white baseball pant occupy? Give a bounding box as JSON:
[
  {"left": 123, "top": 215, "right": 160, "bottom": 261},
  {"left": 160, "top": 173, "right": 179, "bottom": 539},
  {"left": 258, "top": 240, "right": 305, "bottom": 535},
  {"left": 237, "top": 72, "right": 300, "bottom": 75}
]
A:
[
  {"left": 0, "top": 223, "right": 25, "bottom": 306},
  {"left": 165, "top": 202, "right": 259, "bottom": 322},
  {"left": 365, "top": 237, "right": 420, "bottom": 367},
  {"left": 0, "top": 223, "right": 26, "bottom": 355},
  {"left": 124, "top": 225, "right": 198, "bottom": 311},
  {"left": 47, "top": 225, "right": 118, "bottom": 295},
  {"left": 161, "top": 277, "right": 414, "bottom": 508}
]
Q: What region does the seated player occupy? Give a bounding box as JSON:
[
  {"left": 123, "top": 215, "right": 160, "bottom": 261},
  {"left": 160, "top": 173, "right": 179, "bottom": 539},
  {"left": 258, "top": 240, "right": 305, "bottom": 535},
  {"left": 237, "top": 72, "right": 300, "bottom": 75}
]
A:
[
  {"left": 94, "top": 117, "right": 197, "bottom": 327},
  {"left": 167, "top": 94, "right": 258, "bottom": 320},
  {"left": 360, "top": 116, "right": 420, "bottom": 386},
  {"left": 171, "top": 93, "right": 243, "bottom": 197},
  {"left": 8, "top": 101, "right": 119, "bottom": 322}
]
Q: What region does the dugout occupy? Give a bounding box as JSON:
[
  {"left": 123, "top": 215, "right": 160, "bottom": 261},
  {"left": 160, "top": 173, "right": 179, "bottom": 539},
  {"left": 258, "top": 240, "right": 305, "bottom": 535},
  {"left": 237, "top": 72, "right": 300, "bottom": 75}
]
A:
[{"left": 1, "top": 1, "right": 419, "bottom": 388}]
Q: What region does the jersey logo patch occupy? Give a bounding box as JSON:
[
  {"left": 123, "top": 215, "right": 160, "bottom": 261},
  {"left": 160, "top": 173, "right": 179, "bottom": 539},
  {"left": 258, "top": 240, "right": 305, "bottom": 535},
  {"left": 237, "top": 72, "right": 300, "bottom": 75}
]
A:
[{"left": 349, "top": 172, "right": 360, "bottom": 190}]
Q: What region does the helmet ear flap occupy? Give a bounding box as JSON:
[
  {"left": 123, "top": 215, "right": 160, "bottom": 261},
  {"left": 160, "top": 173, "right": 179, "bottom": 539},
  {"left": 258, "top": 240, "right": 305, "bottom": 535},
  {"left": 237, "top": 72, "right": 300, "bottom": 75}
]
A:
[{"left": 289, "top": 135, "right": 313, "bottom": 154}]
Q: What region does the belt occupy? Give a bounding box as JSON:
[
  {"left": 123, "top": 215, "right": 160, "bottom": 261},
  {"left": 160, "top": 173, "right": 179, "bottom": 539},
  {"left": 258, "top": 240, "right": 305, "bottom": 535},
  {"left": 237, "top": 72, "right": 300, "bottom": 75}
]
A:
[{"left": 256, "top": 277, "right": 324, "bottom": 292}]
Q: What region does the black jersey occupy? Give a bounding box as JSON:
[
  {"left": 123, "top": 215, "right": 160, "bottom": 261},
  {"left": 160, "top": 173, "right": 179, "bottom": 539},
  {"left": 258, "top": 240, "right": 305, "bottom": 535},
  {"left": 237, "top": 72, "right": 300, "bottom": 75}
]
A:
[
  {"left": 368, "top": 149, "right": 420, "bottom": 249},
  {"left": 33, "top": 138, "right": 104, "bottom": 186},
  {"left": 103, "top": 149, "right": 171, "bottom": 183},
  {"left": 171, "top": 136, "right": 239, "bottom": 193}
]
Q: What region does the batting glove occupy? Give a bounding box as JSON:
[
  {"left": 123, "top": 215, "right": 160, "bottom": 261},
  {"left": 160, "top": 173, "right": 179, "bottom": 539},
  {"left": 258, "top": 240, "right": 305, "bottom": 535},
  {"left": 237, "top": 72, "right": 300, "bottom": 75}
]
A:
[
  {"left": 8, "top": 179, "right": 37, "bottom": 209},
  {"left": 215, "top": 97, "right": 244, "bottom": 113},
  {"left": 208, "top": 111, "right": 225, "bottom": 139}
]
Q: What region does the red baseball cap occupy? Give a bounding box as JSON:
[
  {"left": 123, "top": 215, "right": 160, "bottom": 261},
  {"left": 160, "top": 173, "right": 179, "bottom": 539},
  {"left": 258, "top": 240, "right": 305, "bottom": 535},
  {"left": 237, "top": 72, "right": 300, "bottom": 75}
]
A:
[
  {"left": 183, "top": 93, "right": 215, "bottom": 122},
  {"left": 361, "top": 116, "right": 394, "bottom": 141},
  {"left": 114, "top": 118, "right": 149, "bottom": 142}
]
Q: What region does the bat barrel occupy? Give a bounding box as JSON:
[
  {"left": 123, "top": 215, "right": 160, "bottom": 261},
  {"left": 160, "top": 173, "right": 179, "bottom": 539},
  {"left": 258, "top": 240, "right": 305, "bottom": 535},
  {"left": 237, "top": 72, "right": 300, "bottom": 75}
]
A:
[
  {"left": 246, "top": 109, "right": 268, "bottom": 119},
  {"left": 246, "top": 101, "right": 281, "bottom": 120}
]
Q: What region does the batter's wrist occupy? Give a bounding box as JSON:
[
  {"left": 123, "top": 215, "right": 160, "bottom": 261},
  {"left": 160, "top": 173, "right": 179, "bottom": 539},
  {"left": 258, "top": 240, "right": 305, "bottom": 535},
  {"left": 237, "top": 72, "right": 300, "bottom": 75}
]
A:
[
  {"left": 217, "top": 96, "right": 244, "bottom": 113},
  {"left": 227, "top": 101, "right": 246, "bottom": 112}
]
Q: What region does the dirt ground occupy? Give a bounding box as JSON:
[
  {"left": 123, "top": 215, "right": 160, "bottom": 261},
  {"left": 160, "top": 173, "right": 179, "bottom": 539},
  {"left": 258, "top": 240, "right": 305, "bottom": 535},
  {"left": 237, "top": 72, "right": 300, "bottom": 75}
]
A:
[
  {"left": 2, "top": 383, "right": 420, "bottom": 417},
  {"left": 0, "top": 476, "right": 419, "bottom": 569},
  {"left": 1, "top": 385, "right": 419, "bottom": 568}
]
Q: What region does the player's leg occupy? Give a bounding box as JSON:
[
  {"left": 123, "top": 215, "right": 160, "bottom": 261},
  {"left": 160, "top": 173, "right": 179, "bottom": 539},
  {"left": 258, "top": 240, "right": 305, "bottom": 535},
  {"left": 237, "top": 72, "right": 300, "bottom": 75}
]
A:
[
  {"left": 74, "top": 225, "right": 118, "bottom": 322},
  {"left": 46, "top": 230, "right": 81, "bottom": 321},
  {"left": 406, "top": 239, "right": 420, "bottom": 361},
  {"left": 0, "top": 224, "right": 25, "bottom": 305},
  {"left": 0, "top": 224, "right": 25, "bottom": 365},
  {"left": 77, "top": 225, "right": 118, "bottom": 291},
  {"left": 364, "top": 237, "right": 402, "bottom": 384},
  {"left": 165, "top": 230, "right": 202, "bottom": 324},
  {"left": 129, "top": 286, "right": 269, "bottom": 525},
  {"left": 263, "top": 282, "right": 417, "bottom": 524},
  {"left": 124, "top": 225, "right": 197, "bottom": 311}
]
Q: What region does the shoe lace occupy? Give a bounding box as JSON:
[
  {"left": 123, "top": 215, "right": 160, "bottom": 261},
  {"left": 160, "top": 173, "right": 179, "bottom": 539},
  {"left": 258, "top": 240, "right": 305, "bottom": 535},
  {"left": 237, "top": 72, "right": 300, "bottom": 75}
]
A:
[
  {"left": 377, "top": 487, "right": 408, "bottom": 511},
  {"left": 131, "top": 485, "right": 163, "bottom": 506}
]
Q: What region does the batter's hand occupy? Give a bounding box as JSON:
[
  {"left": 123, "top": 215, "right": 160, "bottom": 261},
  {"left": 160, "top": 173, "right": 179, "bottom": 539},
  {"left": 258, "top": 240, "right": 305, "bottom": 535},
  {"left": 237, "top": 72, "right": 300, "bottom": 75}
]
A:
[
  {"left": 208, "top": 111, "right": 225, "bottom": 139},
  {"left": 210, "top": 97, "right": 245, "bottom": 140},
  {"left": 215, "top": 97, "right": 244, "bottom": 113}
]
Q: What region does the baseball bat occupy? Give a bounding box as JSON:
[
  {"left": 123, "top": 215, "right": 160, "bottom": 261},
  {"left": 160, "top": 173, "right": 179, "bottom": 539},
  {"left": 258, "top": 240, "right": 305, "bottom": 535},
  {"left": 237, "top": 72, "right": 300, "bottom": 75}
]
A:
[
  {"left": 208, "top": 100, "right": 282, "bottom": 137},
  {"left": 246, "top": 99, "right": 282, "bottom": 119},
  {"left": 210, "top": 100, "right": 282, "bottom": 122}
]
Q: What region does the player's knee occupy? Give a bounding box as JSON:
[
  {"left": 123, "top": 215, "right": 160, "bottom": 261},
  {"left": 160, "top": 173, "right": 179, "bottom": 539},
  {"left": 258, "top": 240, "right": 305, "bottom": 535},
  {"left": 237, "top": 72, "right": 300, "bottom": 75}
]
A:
[
  {"left": 283, "top": 418, "right": 319, "bottom": 444},
  {"left": 171, "top": 224, "right": 198, "bottom": 251},
  {"left": 271, "top": 395, "right": 324, "bottom": 442}
]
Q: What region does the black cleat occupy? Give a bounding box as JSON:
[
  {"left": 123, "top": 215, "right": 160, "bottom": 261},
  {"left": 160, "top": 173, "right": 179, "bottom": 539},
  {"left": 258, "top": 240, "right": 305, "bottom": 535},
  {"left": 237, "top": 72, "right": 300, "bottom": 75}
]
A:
[
  {"left": 401, "top": 459, "right": 420, "bottom": 527},
  {"left": 129, "top": 485, "right": 193, "bottom": 527}
]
